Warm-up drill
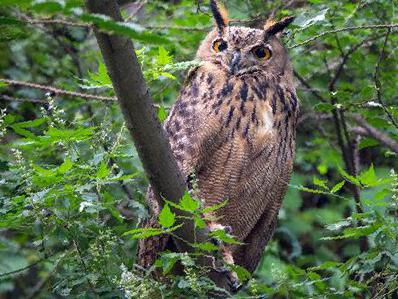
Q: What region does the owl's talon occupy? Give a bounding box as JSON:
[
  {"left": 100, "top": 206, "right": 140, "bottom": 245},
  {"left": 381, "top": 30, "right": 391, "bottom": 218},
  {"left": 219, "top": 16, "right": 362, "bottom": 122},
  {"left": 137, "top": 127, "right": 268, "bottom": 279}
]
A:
[
  {"left": 224, "top": 225, "right": 233, "bottom": 234},
  {"left": 210, "top": 236, "right": 222, "bottom": 247},
  {"left": 226, "top": 269, "right": 241, "bottom": 293}
]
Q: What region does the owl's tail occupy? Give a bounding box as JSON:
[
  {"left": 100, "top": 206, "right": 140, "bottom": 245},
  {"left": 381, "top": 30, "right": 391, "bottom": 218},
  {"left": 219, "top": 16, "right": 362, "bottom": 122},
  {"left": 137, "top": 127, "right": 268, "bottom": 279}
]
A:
[{"left": 137, "top": 217, "right": 170, "bottom": 268}]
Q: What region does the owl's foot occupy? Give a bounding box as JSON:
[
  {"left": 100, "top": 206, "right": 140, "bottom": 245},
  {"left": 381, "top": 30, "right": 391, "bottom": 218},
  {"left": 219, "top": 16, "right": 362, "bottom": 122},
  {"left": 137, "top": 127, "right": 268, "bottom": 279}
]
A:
[
  {"left": 206, "top": 223, "right": 241, "bottom": 292},
  {"left": 209, "top": 223, "right": 233, "bottom": 246},
  {"left": 214, "top": 266, "right": 241, "bottom": 293}
]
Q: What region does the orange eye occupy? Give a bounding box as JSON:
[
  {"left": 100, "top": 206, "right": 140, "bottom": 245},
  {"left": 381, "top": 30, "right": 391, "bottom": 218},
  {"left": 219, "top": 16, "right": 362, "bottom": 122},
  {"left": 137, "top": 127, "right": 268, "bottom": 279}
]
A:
[
  {"left": 212, "top": 39, "right": 228, "bottom": 52},
  {"left": 253, "top": 46, "right": 272, "bottom": 60}
]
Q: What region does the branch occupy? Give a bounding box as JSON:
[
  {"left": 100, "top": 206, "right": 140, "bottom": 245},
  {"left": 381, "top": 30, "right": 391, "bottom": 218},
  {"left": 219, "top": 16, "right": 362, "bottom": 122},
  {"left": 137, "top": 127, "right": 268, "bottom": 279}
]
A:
[
  {"left": 350, "top": 114, "right": 398, "bottom": 153},
  {"left": 0, "top": 94, "right": 48, "bottom": 104},
  {"left": 373, "top": 29, "right": 398, "bottom": 129},
  {"left": 0, "top": 78, "right": 116, "bottom": 101},
  {"left": 84, "top": 0, "right": 232, "bottom": 293},
  {"left": 290, "top": 23, "right": 398, "bottom": 48},
  {"left": 20, "top": 16, "right": 210, "bottom": 31}
]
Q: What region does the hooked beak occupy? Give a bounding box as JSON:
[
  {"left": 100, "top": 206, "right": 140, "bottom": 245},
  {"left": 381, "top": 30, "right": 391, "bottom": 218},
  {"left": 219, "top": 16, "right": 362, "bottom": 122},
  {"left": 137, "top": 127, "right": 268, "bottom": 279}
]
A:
[{"left": 229, "top": 52, "right": 241, "bottom": 74}]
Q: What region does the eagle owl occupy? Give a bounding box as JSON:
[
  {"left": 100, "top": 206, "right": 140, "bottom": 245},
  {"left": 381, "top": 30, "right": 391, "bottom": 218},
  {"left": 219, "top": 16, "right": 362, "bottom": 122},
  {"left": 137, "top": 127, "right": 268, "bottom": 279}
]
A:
[{"left": 138, "top": 0, "right": 298, "bottom": 283}]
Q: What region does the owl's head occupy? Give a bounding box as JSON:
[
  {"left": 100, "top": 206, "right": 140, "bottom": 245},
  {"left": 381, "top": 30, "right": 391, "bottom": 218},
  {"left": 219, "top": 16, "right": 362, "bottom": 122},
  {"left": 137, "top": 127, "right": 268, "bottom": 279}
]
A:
[{"left": 197, "top": 0, "right": 294, "bottom": 78}]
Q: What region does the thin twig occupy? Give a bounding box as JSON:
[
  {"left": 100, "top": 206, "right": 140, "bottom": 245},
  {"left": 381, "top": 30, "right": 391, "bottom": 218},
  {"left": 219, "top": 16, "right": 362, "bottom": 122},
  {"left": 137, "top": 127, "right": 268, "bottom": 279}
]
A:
[
  {"left": 373, "top": 28, "right": 398, "bottom": 129},
  {"left": 0, "top": 252, "right": 60, "bottom": 279},
  {"left": 350, "top": 115, "right": 398, "bottom": 153},
  {"left": 0, "top": 94, "right": 48, "bottom": 104},
  {"left": 20, "top": 15, "right": 211, "bottom": 31},
  {"left": 17, "top": 16, "right": 398, "bottom": 39},
  {"left": 289, "top": 23, "right": 398, "bottom": 48},
  {"left": 0, "top": 79, "right": 116, "bottom": 101}
]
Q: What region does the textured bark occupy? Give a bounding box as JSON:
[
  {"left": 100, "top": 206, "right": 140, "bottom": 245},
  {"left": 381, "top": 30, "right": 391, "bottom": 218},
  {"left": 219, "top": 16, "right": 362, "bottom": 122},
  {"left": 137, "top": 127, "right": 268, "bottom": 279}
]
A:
[{"left": 85, "top": 0, "right": 232, "bottom": 294}]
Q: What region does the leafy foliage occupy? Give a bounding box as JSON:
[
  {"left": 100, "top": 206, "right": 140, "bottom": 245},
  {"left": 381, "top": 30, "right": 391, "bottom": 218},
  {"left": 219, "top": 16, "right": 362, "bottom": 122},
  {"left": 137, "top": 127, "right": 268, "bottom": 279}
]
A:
[{"left": 0, "top": 0, "right": 397, "bottom": 298}]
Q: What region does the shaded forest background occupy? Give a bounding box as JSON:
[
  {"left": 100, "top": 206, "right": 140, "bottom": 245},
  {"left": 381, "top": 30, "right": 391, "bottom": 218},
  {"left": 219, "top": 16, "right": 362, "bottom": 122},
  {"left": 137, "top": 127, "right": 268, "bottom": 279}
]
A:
[{"left": 0, "top": 0, "right": 398, "bottom": 298}]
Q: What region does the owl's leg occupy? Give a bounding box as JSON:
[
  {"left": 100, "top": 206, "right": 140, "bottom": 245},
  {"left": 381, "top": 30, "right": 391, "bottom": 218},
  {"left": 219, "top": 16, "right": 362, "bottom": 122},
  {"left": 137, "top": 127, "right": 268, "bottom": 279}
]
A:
[{"left": 206, "top": 221, "right": 240, "bottom": 291}]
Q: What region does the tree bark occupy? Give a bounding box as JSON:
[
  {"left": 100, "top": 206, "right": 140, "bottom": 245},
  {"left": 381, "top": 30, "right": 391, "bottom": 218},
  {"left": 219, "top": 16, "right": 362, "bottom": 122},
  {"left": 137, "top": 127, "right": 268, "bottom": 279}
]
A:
[{"left": 85, "top": 0, "right": 232, "bottom": 294}]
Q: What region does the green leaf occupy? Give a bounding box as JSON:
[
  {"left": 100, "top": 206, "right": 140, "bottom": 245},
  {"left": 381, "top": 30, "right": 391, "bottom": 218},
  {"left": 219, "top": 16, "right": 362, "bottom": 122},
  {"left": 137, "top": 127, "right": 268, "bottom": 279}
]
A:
[
  {"left": 359, "top": 137, "right": 379, "bottom": 150},
  {"left": 192, "top": 242, "right": 219, "bottom": 251},
  {"left": 313, "top": 177, "right": 328, "bottom": 190},
  {"left": 179, "top": 192, "right": 200, "bottom": 212},
  {"left": 13, "top": 118, "right": 46, "bottom": 128},
  {"left": 158, "top": 204, "right": 175, "bottom": 228},
  {"left": 323, "top": 222, "right": 382, "bottom": 240},
  {"left": 308, "top": 261, "right": 342, "bottom": 271},
  {"left": 202, "top": 200, "right": 228, "bottom": 213},
  {"left": 157, "top": 105, "right": 168, "bottom": 123},
  {"left": 123, "top": 227, "right": 164, "bottom": 239},
  {"left": 330, "top": 181, "right": 345, "bottom": 193},
  {"left": 317, "top": 164, "right": 328, "bottom": 175},
  {"left": 158, "top": 253, "right": 180, "bottom": 274},
  {"left": 46, "top": 127, "right": 94, "bottom": 142},
  {"left": 209, "top": 229, "right": 243, "bottom": 245},
  {"left": 157, "top": 46, "right": 173, "bottom": 66},
  {"left": 88, "top": 62, "right": 112, "bottom": 86},
  {"left": 77, "top": 13, "right": 169, "bottom": 44},
  {"left": 342, "top": 223, "right": 382, "bottom": 239},
  {"left": 96, "top": 161, "right": 110, "bottom": 179},
  {"left": 194, "top": 215, "right": 206, "bottom": 229},
  {"left": 228, "top": 264, "right": 251, "bottom": 282},
  {"left": 314, "top": 102, "right": 334, "bottom": 112},
  {"left": 58, "top": 157, "right": 73, "bottom": 174},
  {"left": 338, "top": 167, "right": 361, "bottom": 186},
  {"left": 358, "top": 164, "right": 377, "bottom": 187}
]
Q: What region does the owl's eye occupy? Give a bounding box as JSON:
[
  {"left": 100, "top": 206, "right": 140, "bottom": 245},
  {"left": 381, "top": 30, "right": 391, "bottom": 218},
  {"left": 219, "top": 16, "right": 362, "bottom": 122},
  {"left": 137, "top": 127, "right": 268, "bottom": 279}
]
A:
[
  {"left": 212, "top": 39, "right": 228, "bottom": 53},
  {"left": 253, "top": 46, "right": 272, "bottom": 60}
]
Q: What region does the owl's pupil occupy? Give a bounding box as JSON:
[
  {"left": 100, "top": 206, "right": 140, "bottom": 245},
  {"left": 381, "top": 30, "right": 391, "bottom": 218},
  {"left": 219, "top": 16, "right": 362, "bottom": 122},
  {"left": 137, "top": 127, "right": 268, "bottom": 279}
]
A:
[
  {"left": 218, "top": 41, "right": 227, "bottom": 51},
  {"left": 255, "top": 47, "right": 266, "bottom": 58}
]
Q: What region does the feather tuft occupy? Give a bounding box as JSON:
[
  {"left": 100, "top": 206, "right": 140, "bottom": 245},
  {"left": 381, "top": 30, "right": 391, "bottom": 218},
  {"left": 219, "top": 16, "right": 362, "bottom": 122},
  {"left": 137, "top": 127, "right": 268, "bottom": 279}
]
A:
[{"left": 210, "top": 0, "right": 228, "bottom": 35}]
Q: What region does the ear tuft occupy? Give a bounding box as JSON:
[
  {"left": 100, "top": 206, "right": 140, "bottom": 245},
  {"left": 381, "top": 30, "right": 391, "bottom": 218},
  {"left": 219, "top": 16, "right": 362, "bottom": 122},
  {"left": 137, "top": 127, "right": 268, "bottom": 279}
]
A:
[
  {"left": 210, "top": 0, "right": 228, "bottom": 35},
  {"left": 264, "top": 16, "right": 295, "bottom": 39}
]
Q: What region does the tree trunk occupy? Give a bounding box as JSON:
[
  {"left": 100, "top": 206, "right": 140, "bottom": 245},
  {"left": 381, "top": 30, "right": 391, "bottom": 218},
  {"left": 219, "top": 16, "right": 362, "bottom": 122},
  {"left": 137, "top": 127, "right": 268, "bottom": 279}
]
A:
[{"left": 85, "top": 0, "right": 232, "bottom": 295}]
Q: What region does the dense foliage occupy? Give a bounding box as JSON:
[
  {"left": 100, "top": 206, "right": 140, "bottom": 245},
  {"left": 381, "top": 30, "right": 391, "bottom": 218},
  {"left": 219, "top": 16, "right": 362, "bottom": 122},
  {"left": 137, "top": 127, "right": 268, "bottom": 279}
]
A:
[{"left": 0, "top": 0, "right": 397, "bottom": 298}]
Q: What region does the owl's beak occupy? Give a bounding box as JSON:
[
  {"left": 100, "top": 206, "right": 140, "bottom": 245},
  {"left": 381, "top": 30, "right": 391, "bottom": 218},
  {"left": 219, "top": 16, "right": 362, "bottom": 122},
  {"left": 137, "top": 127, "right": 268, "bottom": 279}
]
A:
[{"left": 229, "top": 52, "right": 241, "bottom": 75}]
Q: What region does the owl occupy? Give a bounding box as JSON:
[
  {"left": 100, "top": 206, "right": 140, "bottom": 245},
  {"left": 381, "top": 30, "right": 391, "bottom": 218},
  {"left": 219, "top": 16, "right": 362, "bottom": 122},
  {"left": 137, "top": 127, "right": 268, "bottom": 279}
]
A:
[{"left": 138, "top": 0, "right": 298, "bottom": 288}]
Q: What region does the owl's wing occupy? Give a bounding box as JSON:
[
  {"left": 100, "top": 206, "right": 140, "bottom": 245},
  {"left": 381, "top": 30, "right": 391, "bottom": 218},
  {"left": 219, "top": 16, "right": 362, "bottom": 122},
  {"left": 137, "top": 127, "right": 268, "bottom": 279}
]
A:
[{"left": 163, "top": 66, "right": 228, "bottom": 179}]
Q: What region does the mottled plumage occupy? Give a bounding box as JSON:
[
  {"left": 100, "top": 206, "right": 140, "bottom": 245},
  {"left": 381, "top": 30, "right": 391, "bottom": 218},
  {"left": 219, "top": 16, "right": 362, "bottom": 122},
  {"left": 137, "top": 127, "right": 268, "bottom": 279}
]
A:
[{"left": 138, "top": 0, "right": 298, "bottom": 277}]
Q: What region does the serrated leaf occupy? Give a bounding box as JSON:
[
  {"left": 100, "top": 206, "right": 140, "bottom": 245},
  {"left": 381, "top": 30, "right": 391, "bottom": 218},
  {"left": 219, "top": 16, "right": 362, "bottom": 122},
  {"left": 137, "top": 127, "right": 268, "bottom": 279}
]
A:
[
  {"left": 58, "top": 157, "right": 73, "bottom": 174},
  {"left": 158, "top": 204, "right": 175, "bottom": 228},
  {"left": 338, "top": 167, "right": 361, "bottom": 186},
  {"left": 179, "top": 192, "right": 200, "bottom": 212},
  {"left": 96, "top": 161, "right": 110, "bottom": 179},
  {"left": 342, "top": 223, "right": 382, "bottom": 239},
  {"left": 331, "top": 181, "right": 345, "bottom": 193},
  {"left": 202, "top": 200, "right": 228, "bottom": 213},
  {"left": 157, "top": 105, "right": 168, "bottom": 123},
  {"left": 88, "top": 62, "right": 112, "bottom": 86},
  {"left": 358, "top": 164, "right": 377, "bottom": 186},
  {"left": 13, "top": 118, "right": 46, "bottom": 128},
  {"left": 194, "top": 215, "right": 206, "bottom": 229},
  {"left": 123, "top": 227, "right": 164, "bottom": 239},
  {"left": 313, "top": 177, "right": 328, "bottom": 190},
  {"left": 158, "top": 253, "right": 180, "bottom": 274},
  {"left": 209, "top": 229, "right": 243, "bottom": 245},
  {"left": 157, "top": 46, "right": 173, "bottom": 66},
  {"left": 192, "top": 242, "right": 219, "bottom": 251},
  {"left": 308, "top": 261, "right": 342, "bottom": 271}
]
